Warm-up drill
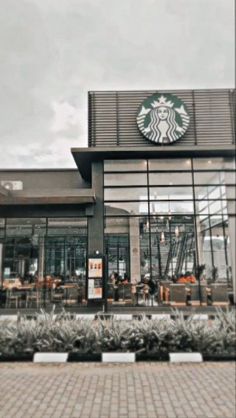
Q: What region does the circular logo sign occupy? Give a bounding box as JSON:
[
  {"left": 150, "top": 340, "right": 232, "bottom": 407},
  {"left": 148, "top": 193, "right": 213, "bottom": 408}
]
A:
[{"left": 137, "top": 93, "right": 190, "bottom": 144}]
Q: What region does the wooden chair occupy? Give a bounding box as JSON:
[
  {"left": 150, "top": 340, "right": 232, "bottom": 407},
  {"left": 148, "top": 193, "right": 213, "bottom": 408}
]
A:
[
  {"left": 26, "top": 289, "right": 41, "bottom": 308},
  {"left": 6, "top": 290, "right": 20, "bottom": 308}
]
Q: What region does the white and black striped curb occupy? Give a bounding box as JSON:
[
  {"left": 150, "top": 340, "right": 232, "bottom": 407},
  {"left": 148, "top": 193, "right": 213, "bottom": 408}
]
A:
[
  {"left": 33, "top": 352, "right": 202, "bottom": 363},
  {"left": 1, "top": 351, "right": 235, "bottom": 363},
  {"left": 0, "top": 313, "right": 213, "bottom": 321}
]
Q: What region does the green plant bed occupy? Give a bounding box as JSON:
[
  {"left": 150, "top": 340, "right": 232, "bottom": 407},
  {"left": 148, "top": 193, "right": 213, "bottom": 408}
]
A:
[{"left": 0, "top": 308, "right": 235, "bottom": 359}]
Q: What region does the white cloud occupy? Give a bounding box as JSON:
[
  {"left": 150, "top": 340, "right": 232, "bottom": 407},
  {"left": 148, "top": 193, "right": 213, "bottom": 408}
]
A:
[
  {"left": 0, "top": 0, "right": 234, "bottom": 168},
  {"left": 51, "top": 101, "right": 80, "bottom": 133}
]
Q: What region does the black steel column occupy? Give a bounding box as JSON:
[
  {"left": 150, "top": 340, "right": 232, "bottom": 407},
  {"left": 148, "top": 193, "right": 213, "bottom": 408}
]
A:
[{"left": 88, "top": 161, "right": 104, "bottom": 309}]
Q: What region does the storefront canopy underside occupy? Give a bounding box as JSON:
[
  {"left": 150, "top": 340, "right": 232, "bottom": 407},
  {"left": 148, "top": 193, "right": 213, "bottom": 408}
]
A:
[
  {"left": 71, "top": 146, "right": 236, "bottom": 181},
  {"left": 0, "top": 188, "right": 96, "bottom": 205}
]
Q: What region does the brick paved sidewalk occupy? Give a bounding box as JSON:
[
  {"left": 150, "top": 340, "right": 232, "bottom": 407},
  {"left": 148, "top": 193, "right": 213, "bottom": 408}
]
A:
[{"left": 0, "top": 362, "right": 235, "bottom": 418}]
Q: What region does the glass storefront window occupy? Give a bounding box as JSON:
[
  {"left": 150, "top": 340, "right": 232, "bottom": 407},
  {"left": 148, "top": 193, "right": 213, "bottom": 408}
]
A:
[
  {"left": 193, "top": 158, "right": 235, "bottom": 170},
  {"left": 150, "top": 201, "right": 194, "bottom": 214},
  {"left": 104, "top": 187, "right": 148, "bottom": 201},
  {"left": 149, "top": 172, "right": 192, "bottom": 185},
  {"left": 226, "top": 186, "right": 236, "bottom": 199},
  {"left": 225, "top": 171, "right": 236, "bottom": 184},
  {"left": 198, "top": 214, "right": 232, "bottom": 282},
  {"left": 104, "top": 173, "right": 147, "bottom": 186},
  {"left": 47, "top": 218, "right": 87, "bottom": 236},
  {"left": 1, "top": 218, "right": 87, "bottom": 295},
  {"left": 196, "top": 200, "right": 227, "bottom": 215},
  {"left": 3, "top": 218, "right": 46, "bottom": 282},
  {"left": 149, "top": 159, "right": 192, "bottom": 171},
  {"left": 103, "top": 157, "right": 235, "bottom": 308},
  {"left": 150, "top": 186, "right": 193, "bottom": 200},
  {"left": 0, "top": 219, "right": 5, "bottom": 239},
  {"left": 6, "top": 218, "right": 46, "bottom": 237},
  {"left": 194, "top": 171, "right": 226, "bottom": 185},
  {"left": 105, "top": 201, "right": 149, "bottom": 216},
  {"left": 194, "top": 185, "right": 226, "bottom": 200},
  {"left": 227, "top": 201, "right": 236, "bottom": 214},
  {"left": 44, "top": 235, "right": 87, "bottom": 281},
  {"left": 104, "top": 159, "right": 147, "bottom": 172}
]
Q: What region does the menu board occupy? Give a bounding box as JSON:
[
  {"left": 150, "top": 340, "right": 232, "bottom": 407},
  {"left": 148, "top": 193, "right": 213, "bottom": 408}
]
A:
[
  {"left": 88, "top": 258, "right": 103, "bottom": 278},
  {"left": 88, "top": 278, "right": 103, "bottom": 299},
  {"left": 87, "top": 256, "right": 103, "bottom": 300}
]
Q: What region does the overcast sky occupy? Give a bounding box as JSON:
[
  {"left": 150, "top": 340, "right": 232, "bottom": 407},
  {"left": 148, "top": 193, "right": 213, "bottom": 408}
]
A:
[{"left": 0, "top": 0, "right": 234, "bottom": 169}]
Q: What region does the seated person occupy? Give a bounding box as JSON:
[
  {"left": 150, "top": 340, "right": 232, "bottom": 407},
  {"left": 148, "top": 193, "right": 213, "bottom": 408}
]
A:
[
  {"left": 177, "top": 272, "right": 196, "bottom": 284},
  {"left": 122, "top": 273, "right": 129, "bottom": 284}
]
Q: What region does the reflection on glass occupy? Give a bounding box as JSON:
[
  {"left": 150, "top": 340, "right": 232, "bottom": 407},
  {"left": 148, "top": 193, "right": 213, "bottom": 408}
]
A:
[
  {"left": 196, "top": 200, "right": 227, "bottom": 215},
  {"left": 47, "top": 218, "right": 87, "bottom": 236},
  {"left": 45, "top": 236, "right": 87, "bottom": 280},
  {"left": 104, "top": 159, "right": 147, "bottom": 172},
  {"left": 6, "top": 218, "right": 46, "bottom": 237},
  {"left": 0, "top": 218, "right": 5, "bottom": 239},
  {"left": 193, "top": 158, "right": 235, "bottom": 170},
  {"left": 194, "top": 185, "right": 226, "bottom": 200},
  {"left": 3, "top": 218, "right": 46, "bottom": 282},
  {"left": 105, "top": 201, "right": 149, "bottom": 215},
  {"left": 227, "top": 201, "right": 236, "bottom": 214},
  {"left": 225, "top": 186, "right": 236, "bottom": 199},
  {"left": 104, "top": 187, "right": 148, "bottom": 201},
  {"left": 149, "top": 172, "right": 192, "bottom": 185},
  {"left": 104, "top": 173, "right": 147, "bottom": 186},
  {"left": 194, "top": 171, "right": 225, "bottom": 185},
  {"left": 149, "top": 159, "right": 192, "bottom": 171},
  {"left": 105, "top": 234, "right": 129, "bottom": 281},
  {"left": 198, "top": 214, "right": 232, "bottom": 285},
  {"left": 150, "top": 201, "right": 194, "bottom": 214},
  {"left": 149, "top": 215, "right": 195, "bottom": 279},
  {"left": 150, "top": 186, "right": 193, "bottom": 200}
]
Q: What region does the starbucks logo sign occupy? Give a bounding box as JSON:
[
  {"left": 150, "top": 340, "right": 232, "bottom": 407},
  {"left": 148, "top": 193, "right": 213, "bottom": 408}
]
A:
[{"left": 137, "top": 93, "right": 190, "bottom": 144}]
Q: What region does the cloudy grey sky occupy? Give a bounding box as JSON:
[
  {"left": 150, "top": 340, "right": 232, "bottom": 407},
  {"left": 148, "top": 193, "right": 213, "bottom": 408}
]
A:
[{"left": 0, "top": 0, "right": 234, "bottom": 168}]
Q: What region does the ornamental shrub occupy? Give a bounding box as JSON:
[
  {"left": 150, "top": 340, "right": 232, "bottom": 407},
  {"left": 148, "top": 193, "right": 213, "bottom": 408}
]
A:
[{"left": 0, "top": 308, "right": 235, "bottom": 357}]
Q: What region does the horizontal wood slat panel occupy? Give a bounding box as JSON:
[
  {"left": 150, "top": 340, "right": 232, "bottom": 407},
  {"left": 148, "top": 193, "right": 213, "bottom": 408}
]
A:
[{"left": 88, "top": 89, "right": 235, "bottom": 148}]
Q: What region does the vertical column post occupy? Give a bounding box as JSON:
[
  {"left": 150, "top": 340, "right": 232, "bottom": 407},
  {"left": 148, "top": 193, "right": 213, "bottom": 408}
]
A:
[
  {"left": 88, "top": 161, "right": 104, "bottom": 308},
  {"left": 129, "top": 217, "right": 141, "bottom": 283},
  {"left": 88, "top": 162, "right": 104, "bottom": 255},
  {"left": 38, "top": 236, "right": 45, "bottom": 282},
  {"left": 228, "top": 216, "right": 236, "bottom": 302},
  {"left": 0, "top": 243, "right": 3, "bottom": 286}
]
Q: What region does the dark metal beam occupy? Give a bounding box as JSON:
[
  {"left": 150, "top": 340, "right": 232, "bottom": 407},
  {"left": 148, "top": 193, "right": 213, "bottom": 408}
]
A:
[{"left": 71, "top": 145, "right": 236, "bottom": 181}]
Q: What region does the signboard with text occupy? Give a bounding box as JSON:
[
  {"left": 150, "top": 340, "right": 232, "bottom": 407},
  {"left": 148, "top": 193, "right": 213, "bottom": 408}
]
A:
[{"left": 87, "top": 256, "right": 103, "bottom": 300}]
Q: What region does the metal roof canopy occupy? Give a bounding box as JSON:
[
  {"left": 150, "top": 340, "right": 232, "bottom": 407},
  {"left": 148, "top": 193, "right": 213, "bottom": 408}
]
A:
[
  {"left": 0, "top": 188, "right": 96, "bottom": 205},
  {"left": 71, "top": 146, "right": 236, "bottom": 181}
]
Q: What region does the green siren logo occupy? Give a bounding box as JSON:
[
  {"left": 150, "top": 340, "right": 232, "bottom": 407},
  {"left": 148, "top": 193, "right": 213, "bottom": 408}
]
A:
[{"left": 137, "top": 93, "right": 190, "bottom": 144}]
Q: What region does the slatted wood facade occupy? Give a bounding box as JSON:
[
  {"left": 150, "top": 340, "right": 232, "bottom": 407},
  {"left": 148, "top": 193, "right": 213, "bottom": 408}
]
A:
[{"left": 88, "top": 89, "right": 235, "bottom": 148}]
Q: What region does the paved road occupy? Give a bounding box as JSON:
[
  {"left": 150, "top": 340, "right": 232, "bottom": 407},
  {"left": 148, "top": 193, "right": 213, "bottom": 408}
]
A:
[{"left": 0, "top": 363, "right": 235, "bottom": 418}]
